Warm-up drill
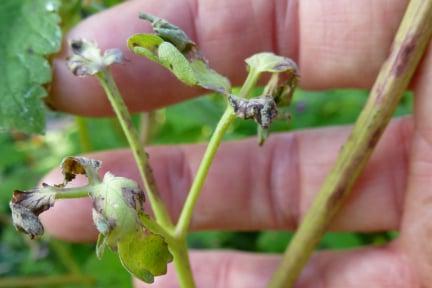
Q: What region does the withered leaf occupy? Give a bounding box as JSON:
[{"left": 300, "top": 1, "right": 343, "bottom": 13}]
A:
[
  {"left": 9, "top": 188, "right": 55, "bottom": 238},
  {"left": 139, "top": 13, "right": 195, "bottom": 52},
  {"left": 61, "top": 156, "right": 101, "bottom": 185},
  {"left": 67, "top": 39, "right": 123, "bottom": 77},
  {"left": 228, "top": 95, "right": 278, "bottom": 129}
]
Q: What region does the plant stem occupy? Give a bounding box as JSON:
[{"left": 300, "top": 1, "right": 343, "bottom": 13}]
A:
[
  {"left": 239, "top": 69, "right": 260, "bottom": 98},
  {"left": 175, "top": 69, "right": 260, "bottom": 238},
  {"left": 75, "top": 116, "right": 92, "bottom": 152},
  {"left": 139, "top": 112, "right": 153, "bottom": 145},
  {"left": 53, "top": 186, "right": 91, "bottom": 199},
  {"left": 170, "top": 240, "right": 195, "bottom": 288},
  {"left": 175, "top": 108, "right": 235, "bottom": 237},
  {"left": 138, "top": 213, "right": 175, "bottom": 246},
  {"left": 0, "top": 274, "right": 94, "bottom": 288},
  {"left": 269, "top": 1, "right": 432, "bottom": 287},
  {"left": 96, "top": 70, "right": 173, "bottom": 230}
]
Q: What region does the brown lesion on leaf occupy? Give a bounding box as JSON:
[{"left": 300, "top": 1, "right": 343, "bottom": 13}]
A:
[{"left": 122, "top": 187, "right": 146, "bottom": 212}]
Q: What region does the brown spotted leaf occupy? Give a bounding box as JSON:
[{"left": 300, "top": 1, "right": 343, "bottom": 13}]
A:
[{"left": 9, "top": 188, "right": 56, "bottom": 238}]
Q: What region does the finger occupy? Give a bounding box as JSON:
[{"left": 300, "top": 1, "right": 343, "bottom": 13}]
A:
[
  {"left": 399, "top": 45, "right": 432, "bottom": 286},
  {"left": 133, "top": 246, "right": 415, "bottom": 288},
  {"left": 40, "top": 117, "right": 411, "bottom": 242},
  {"left": 50, "top": 0, "right": 408, "bottom": 115}
]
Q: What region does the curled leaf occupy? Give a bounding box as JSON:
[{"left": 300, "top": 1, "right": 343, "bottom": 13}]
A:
[
  {"left": 245, "top": 52, "right": 299, "bottom": 74},
  {"left": 157, "top": 42, "right": 197, "bottom": 85},
  {"left": 128, "top": 14, "right": 231, "bottom": 94},
  {"left": 118, "top": 231, "right": 173, "bottom": 283},
  {"left": 61, "top": 156, "right": 101, "bottom": 185},
  {"left": 228, "top": 95, "right": 278, "bottom": 129},
  {"left": 240, "top": 53, "right": 299, "bottom": 145},
  {"left": 139, "top": 13, "right": 195, "bottom": 52},
  {"left": 91, "top": 172, "right": 145, "bottom": 251},
  {"left": 9, "top": 188, "right": 55, "bottom": 239},
  {"left": 128, "top": 34, "right": 164, "bottom": 62},
  {"left": 67, "top": 39, "right": 123, "bottom": 76}
]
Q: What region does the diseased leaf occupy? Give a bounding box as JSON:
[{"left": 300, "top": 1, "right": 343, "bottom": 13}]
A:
[
  {"left": 190, "top": 59, "right": 231, "bottom": 94},
  {"left": 67, "top": 39, "right": 123, "bottom": 77},
  {"left": 118, "top": 231, "right": 173, "bottom": 283},
  {"left": 9, "top": 188, "right": 56, "bottom": 238},
  {"left": 0, "top": 0, "right": 62, "bottom": 134},
  {"left": 139, "top": 13, "right": 195, "bottom": 52},
  {"left": 245, "top": 52, "right": 299, "bottom": 74},
  {"left": 61, "top": 156, "right": 101, "bottom": 185},
  {"left": 228, "top": 95, "right": 278, "bottom": 129},
  {"left": 128, "top": 14, "right": 231, "bottom": 94},
  {"left": 9, "top": 156, "right": 102, "bottom": 239},
  {"left": 92, "top": 172, "right": 145, "bottom": 247}
]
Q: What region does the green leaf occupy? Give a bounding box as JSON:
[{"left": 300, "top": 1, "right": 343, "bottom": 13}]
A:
[
  {"left": 96, "top": 233, "right": 107, "bottom": 259},
  {"left": 190, "top": 59, "right": 231, "bottom": 93},
  {"left": 117, "top": 231, "right": 173, "bottom": 283},
  {"left": 129, "top": 16, "right": 231, "bottom": 94},
  {"left": 0, "top": 0, "right": 62, "bottom": 134},
  {"left": 128, "top": 33, "right": 164, "bottom": 62},
  {"left": 157, "top": 42, "right": 197, "bottom": 85},
  {"left": 245, "top": 52, "right": 298, "bottom": 74}
]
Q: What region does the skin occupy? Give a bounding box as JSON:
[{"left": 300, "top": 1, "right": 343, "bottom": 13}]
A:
[{"left": 39, "top": 0, "right": 432, "bottom": 286}]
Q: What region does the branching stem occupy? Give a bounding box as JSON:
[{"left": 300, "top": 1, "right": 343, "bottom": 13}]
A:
[{"left": 175, "top": 69, "right": 260, "bottom": 238}]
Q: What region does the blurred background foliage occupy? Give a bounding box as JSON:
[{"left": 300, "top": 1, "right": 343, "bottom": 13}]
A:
[{"left": 0, "top": 0, "right": 412, "bottom": 287}]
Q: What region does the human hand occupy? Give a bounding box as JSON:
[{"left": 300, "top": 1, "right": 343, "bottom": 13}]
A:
[{"left": 40, "top": 0, "right": 432, "bottom": 287}]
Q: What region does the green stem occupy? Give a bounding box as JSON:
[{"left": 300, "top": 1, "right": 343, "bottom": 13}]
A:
[
  {"left": 170, "top": 240, "right": 195, "bottom": 288},
  {"left": 175, "top": 69, "right": 260, "bottom": 237},
  {"left": 96, "top": 70, "right": 173, "bottom": 230},
  {"left": 138, "top": 213, "right": 175, "bottom": 247},
  {"left": 238, "top": 69, "right": 260, "bottom": 98},
  {"left": 269, "top": 0, "right": 432, "bottom": 287},
  {"left": 75, "top": 116, "right": 92, "bottom": 152},
  {"left": 52, "top": 186, "right": 91, "bottom": 199},
  {"left": 0, "top": 274, "right": 94, "bottom": 288},
  {"left": 175, "top": 108, "right": 235, "bottom": 237},
  {"left": 139, "top": 112, "right": 153, "bottom": 145}
]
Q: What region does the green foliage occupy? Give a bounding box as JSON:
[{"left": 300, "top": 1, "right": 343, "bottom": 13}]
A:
[
  {"left": 128, "top": 15, "right": 231, "bottom": 94},
  {"left": 0, "top": 0, "right": 62, "bottom": 134},
  {"left": 245, "top": 52, "right": 298, "bottom": 74},
  {"left": 117, "top": 231, "right": 173, "bottom": 283}
]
